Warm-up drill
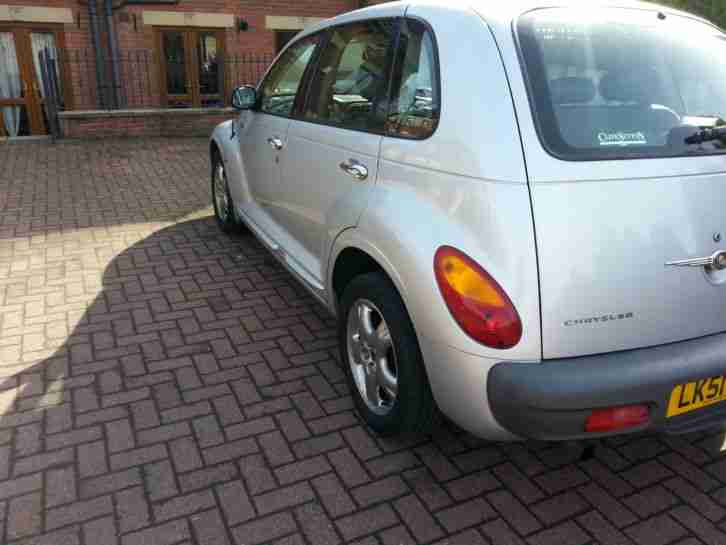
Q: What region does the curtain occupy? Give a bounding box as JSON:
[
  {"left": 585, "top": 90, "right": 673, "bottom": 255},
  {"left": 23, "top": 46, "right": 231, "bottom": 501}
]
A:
[
  {"left": 31, "top": 33, "right": 61, "bottom": 102},
  {"left": 0, "top": 32, "right": 21, "bottom": 137}
]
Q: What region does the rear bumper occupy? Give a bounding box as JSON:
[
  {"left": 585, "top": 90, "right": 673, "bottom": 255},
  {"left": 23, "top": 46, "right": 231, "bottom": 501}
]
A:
[{"left": 488, "top": 331, "right": 726, "bottom": 440}]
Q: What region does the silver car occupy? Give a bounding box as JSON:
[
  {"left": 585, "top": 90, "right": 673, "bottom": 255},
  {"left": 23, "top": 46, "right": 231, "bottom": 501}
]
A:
[{"left": 210, "top": 0, "right": 726, "bottom": 440}]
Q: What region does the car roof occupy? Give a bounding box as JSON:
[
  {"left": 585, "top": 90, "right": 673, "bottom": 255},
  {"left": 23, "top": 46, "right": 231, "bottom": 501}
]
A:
[{"left": 298, "top": 0, "right": 713, "bottom": 38}]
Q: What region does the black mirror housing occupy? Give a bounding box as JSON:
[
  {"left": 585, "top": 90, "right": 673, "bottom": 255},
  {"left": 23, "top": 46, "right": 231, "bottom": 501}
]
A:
[{"left": 232, "top": 85, "right": 257, "bottom": 110}]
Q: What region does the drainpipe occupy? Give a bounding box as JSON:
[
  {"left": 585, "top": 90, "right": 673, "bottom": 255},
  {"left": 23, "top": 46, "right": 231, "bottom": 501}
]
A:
[
  {"left": 86, "top": 0, "right": 107, "bottom": 108},
  {"left": 103, "top": 0, "right": 122, "bottom": 108}
]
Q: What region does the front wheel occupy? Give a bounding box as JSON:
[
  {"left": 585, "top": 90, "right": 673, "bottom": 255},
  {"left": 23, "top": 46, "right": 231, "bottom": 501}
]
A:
[
  {"left": 339, "top": 272, "right": 438, "bottom": 435},
  {"left": 211, "top": 154, "right": 245, "bottom": 234}
]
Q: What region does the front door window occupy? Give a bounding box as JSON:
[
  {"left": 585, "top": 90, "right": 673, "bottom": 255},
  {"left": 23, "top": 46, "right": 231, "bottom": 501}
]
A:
[{"left": 159, "top": 29, "right": 225, "bottom": 108}]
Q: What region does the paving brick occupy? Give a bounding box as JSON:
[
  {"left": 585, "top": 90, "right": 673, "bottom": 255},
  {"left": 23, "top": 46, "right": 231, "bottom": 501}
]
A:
[
  {"left": 76, "top": 406, "right": 128, "bottom": 428},
  {"left": 116, "top": 486, "right": 150, "bottom": 533},
  {"left": 446, "top": 469, "right": 500, "bottom": 501},
  {"left": 527, "top": 521, "right": 591, "bottom": 545},
  {"left": 7, "top": 492, "right": 42, "bottom": 540},
  {"left": 154, "top": 489, "right": 216, "bottom": 522},
  {"left": 0, "top": 472, "right": 42, "bottom": 501},
  {"left": 231, "top": 512, "right": 297, "bottom": 545},
  {"left": 47, "top": 495, "right": 113, "bottom": 530},
  {"left": 121, "top": 519, "right": 190, "bottom": 545},
  {"left": 276, "top": 455, "right": 333, "bottom": 485},
  {"left": 239, "top": 454, "right": 277, "bottom": 495},
  {"left": 402, "top": 467, "right": 453, "bottom": 511},
  {"left": 255, "top": 482, "right": 315, "bottom": 515},
  {"left": 212, "top": 395, "right": 245, "bottom": 425},
  {"left": 259, "top": 430, "right": 295, "bottom": 466},
  {"left": 170, "top": 435, "right": 203, "bottom": 472},
  {"left": 217, "top": 479, "right": 256, "bottom": 525},
  {"left": 625, "top": 514, "right": 689, "bottom": 545},
  {"left": 296, "top": 502, "right": 341, "bottom": 545},
  {"left": 83, "top": 516, "right": 118, "bottom": 545},
  {"left": 276, "top": 410, "right": 311, "bottom": 442},
  {"left": 488, "top": 490, "right": 543, "bottom": 536},
  {"left": 226, "top": 417, "right": 276, "bottom": 441},
  {"left": 144, "top": 459, "right": 179, "bottom": 501},
  {"left": 480, "top": 518, "right": 527, "bottom": 545},
  {"left": 312, "top": 472, "right": 357, "bottom": 517},
  {"left": 161, "top": 400, "right": 211, "bottom": 424},
  {"left": 15, "top": 447, "right": 74, "bottom": 476},
  {"left": 670, "top": 505, "right": 726, "bottom": 545},
  {"left": 106, "top": 419, "right": 136, "bottom": 453},
  {"left": 204, "top": 437, "right": 258, "bottom": 465},
  {"left": 353, "top": 476, "right": 409, "bottom": 508},
  {"left": 180, "top": 462, "right": 238, "bottom": 493},
  {"left": 190, "top": 509, "right": 231, "bottom": 545},
  {"left": 531, "top": 491, "right": 590, "bottom": 525},
  {"left": 193, "top": 415, "right": 224, "bottom": 447},
  {"left": 623, "top": 485, "right": 679, "bottom": 518},
  {"left": 80, "top": 468, "right": 142, "bottom": 499},
  {"left": 110, "top": 444, "right": 167, "bottom": 471},
  {"left": 394, "top": 494, "right": 444, "bottom": 543},
  {"left": 328, "top": 447, "right": 371, "bottom": 487},
  {"left": 366, "top": 451, "right": 420, "bottom": 479},
  {"left": 16, "top": 424, "right": 41, "bottom": 456},
  {"left": 47, "top": 466, "right": 77, "bottom": 507},
  {"left": 577, "top": 482, "right": 638, "bottom": 529},
  {"left": 576, "top": 510, "right": 632, "bottom": 545},
  {"left": 336, "top": 504, "right": 398, "bottom": 541}
]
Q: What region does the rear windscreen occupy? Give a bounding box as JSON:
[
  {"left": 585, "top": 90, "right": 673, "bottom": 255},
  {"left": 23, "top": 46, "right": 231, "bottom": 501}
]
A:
[{"left": 517, "top": 8, "right": 726, "bottom": 160}]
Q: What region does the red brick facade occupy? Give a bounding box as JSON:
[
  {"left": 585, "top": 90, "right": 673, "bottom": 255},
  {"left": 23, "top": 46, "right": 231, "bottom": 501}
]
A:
[{"left": 1, "top": 0, "right": 389, "bottom": 137}]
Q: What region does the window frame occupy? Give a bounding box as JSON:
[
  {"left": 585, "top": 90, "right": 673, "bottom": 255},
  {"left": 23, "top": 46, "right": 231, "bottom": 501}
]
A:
[
  {"left": 385, "top": 16, "right": 442, "bottom": 141},
  {"left": 156, "top": 27, "right": 226, "bottom": 109},
  {"left": 254, "top": 32, "right": 324, "bottom": 120},
  {"left": 296, "top": 17, "right": 402, "bottom": 136}
]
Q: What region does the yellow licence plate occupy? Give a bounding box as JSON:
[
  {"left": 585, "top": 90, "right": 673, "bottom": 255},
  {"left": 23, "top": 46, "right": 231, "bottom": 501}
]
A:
[{"left": 667, "top": 375, "right": 726, "bottom": 417}]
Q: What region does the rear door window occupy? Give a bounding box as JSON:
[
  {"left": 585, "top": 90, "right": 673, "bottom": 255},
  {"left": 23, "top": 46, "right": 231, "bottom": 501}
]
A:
[
  {"left": 302, "top": 19, "right": 397, "bottom": 133},
  {"left": 387, "top": 18, "right": 440, "bottom": 139},
  {"left": 517, "top": 8, "right": 726, "bottom": 160}
]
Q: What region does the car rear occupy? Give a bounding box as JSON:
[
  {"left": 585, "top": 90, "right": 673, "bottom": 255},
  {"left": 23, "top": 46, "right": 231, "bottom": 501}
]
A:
[{"left": 484, "top": 3, "right": 726, "bottom": 439}]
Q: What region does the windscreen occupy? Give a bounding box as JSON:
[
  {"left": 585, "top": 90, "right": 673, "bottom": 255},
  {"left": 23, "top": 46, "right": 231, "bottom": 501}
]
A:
[{"left": 517, "top": 8, "right": 726, "bottom": 160}]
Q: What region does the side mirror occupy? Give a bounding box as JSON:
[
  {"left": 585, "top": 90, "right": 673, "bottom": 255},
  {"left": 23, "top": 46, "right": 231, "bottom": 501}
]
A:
[{"left": 232, "top": 85, "right": 257, "bottom": 110}]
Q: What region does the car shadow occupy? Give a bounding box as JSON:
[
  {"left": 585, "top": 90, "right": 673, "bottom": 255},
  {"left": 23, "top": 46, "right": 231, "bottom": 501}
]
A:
[{"left": 1, "top": 214, "right": 725, "bottom": 542}]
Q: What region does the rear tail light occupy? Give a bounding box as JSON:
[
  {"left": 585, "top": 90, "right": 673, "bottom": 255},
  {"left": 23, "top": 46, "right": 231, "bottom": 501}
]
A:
[
  {"left": 585, "top": 405, "right": 650, "bottom": 433},
  {"left": 434, "top": 246, "right": 522, "bottom": 349}
]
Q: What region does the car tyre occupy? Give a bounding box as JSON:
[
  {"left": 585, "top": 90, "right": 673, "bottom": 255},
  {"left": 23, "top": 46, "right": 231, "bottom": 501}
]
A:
[
  {"left": 212, "top": 153, "right": 245, "bottom": 234},
  {"left": 339, "top": 272, "right": 439, "bottom": 435}
]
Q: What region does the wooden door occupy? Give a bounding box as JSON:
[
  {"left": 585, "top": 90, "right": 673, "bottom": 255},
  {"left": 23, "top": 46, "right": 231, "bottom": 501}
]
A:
[
  {"left": 0, "top": 25, "right": 65, "bottom": 136},
  {"left": 158, "top": 28, "right": 225, "bottom": 108}
]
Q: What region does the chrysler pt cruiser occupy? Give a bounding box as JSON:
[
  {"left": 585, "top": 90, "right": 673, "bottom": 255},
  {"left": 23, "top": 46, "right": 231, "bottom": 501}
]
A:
[{"left": 210, "top": 0, "right": 726, "bottom": 440}]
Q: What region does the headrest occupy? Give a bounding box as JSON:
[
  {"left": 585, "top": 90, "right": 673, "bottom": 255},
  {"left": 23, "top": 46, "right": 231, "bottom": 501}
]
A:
[
  {"left": 599, "top": 71, "right": 654, "bottom": 103},
  {"left": 549, "top": 77, "right": 596, "bottom": 105}
]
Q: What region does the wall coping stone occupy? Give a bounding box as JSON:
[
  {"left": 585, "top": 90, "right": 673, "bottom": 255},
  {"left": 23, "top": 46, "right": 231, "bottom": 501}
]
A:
[{"left": 59, "top": 108, "right": 235, "bottom": 119}]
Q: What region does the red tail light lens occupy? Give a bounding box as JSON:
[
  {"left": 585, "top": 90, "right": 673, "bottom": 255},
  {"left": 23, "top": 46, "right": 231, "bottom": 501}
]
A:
[
  {"left": 434, "top": 246, "right": 522, "bottom": 349},
  {"left": 585, "top": 405, "right": 649, "bottom": 433}
]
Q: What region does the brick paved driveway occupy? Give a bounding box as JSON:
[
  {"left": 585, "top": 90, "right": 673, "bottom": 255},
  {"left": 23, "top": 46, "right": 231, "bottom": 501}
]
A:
[{"left": 2, "top": 138, "right": 726, "bottom": 545}]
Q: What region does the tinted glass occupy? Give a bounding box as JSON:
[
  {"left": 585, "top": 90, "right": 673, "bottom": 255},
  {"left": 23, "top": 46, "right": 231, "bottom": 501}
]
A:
[
  {"left": 260, "top": 35, "right": 318, "bottom": 117},
  {"left": 198, "top": 32, "right": 221, "bottom": 98},
  {"left": 303, "top": 20, "right": 396, "bottom": 132},
  {"left": 163, "top": 31, "right": 187, "bottom": 96},
  {"left": 518, "top": 8, "right": 726, "bottom": 160},
  {"left": 387, "top": 19, "right": 439, "bottom": 139}
]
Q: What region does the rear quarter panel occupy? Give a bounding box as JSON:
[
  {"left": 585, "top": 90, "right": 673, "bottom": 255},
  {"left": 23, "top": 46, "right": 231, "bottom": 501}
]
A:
[{"left": 333, "top": 3, "right": 541, "bottom": 361}]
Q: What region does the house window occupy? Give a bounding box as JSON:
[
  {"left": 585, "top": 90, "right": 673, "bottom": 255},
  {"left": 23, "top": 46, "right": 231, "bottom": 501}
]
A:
[
  {"left": 275, "top": 30, "right": 299, "bottom": 54},
  {"left": 157, "top": 28, "right": 225, "bottom": 108}
]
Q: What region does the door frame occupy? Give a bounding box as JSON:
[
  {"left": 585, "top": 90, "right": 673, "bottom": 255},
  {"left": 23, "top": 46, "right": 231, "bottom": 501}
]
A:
[
  {"left": 0, "top": 23, "right": 69, "bottom": 136},
  {"left": 156, "top": 27, "right": 226, "bottom": 108}
]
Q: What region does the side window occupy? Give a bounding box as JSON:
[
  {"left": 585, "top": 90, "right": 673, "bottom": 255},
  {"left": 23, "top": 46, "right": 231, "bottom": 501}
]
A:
[
  {"left": 387, "top": 19, "right": 440, "bottom": 139},
  {"left": 303, "top": 19, "right": 397, "bottom": 133},
  {"left": 260, "top": 35, "right": 318, "bottom": 117}
]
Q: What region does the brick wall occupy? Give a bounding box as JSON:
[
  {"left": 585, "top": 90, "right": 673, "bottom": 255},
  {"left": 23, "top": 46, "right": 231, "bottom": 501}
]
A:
[{"left": 59, "top": 109, "right": 236, "bottom": 138}]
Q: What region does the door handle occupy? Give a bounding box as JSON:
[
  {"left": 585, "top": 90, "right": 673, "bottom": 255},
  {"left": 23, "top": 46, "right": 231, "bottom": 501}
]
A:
[
  {"left": 339, "top": 159, "right": 368, "bottom": 181},
  {"left": 267, "top": 137, "right": 284, "bottom": 151}
]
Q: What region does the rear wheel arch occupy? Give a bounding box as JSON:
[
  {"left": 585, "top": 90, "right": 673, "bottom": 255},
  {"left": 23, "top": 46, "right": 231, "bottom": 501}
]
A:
[{"left": 332, "top": 247, "right": 388, "bottom": 302}]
